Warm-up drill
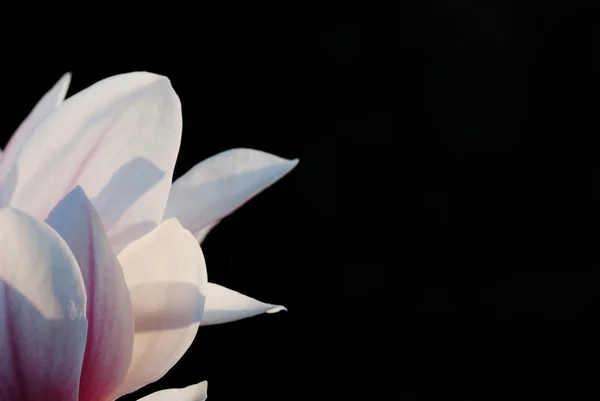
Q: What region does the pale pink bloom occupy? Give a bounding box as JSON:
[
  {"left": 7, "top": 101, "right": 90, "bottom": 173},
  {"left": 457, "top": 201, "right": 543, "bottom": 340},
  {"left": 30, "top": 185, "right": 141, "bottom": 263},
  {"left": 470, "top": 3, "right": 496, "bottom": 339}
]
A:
[
  {"left": 0, "top": 72, "right": 297, "bottom": 325},
  {"left": 0, "top": 187, "right": 208, "bottom": 400},
  {"left": 0, "top": 73, "right": 297, "bottom": 399}
]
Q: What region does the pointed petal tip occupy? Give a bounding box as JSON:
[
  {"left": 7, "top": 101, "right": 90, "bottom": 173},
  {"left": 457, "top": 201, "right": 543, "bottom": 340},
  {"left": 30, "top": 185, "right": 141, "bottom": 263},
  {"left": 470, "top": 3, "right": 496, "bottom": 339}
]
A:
[
  {"left": 266, "top": 304, "right": 288, "bottom": 314},
  {"left": 71, "top": 184, "right": 86, "bottom": 196},
  {"left": 137, "top": 74, "right": 177, "bottom": 98},
  {"left": 143, "top": 73, "right": 181, "bottom": 113},
  {"left": 135, "top": 380, "right": 208, "bottom": 401},
  {"left": 55, "top": 72, "right": 72, "bottom": 101},
  {"left": 48, "top": 185, "right": 92, "bottom": 219},
  {"left": 200, "top": 283, "right": 286, "bottom": 325}
]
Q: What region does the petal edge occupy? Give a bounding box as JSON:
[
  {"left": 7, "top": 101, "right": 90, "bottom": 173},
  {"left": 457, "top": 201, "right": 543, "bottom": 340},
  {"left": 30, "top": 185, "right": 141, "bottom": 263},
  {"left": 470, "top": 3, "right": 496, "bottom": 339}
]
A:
[{"left": 201, "top": 282, "right": 287, "bottom": 326}]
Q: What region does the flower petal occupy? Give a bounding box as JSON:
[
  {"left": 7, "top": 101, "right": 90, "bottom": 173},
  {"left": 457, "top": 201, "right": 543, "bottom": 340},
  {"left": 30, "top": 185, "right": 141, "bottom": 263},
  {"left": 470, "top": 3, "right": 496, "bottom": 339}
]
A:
[
  {"left": 113, "top": 218, "right": 207, "bottom": 397},
  {"left": 201, "top": 282, "right": 286, "bottom": 326},
  {"left": 0, "top": 207, "right": 87, "bottom": 401},
  {"left": 0, "top": 72, "right": 71, "bottom": 192},
  {"left": 136, "top": 381, "right": 208, "bottom": 401},
  {"left": 5, "top": 72, "right": 182, "bottom": 251},
  {"left": 46, "top": 186, "right": 134, "bottom": 401},
  {"left": 164, "top": 148, "right": 298, "bottom": 242}
]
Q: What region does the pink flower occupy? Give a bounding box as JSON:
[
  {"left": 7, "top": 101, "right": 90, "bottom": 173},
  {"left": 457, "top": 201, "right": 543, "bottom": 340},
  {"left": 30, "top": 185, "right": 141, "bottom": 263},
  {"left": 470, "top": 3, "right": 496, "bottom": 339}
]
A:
[
  {"left": 0, "top": 73, "right": 298, "bottom": 399},
  {"left": 1, "top": 187, "right": 208, "bottom": 400},
  {"left": 0, "top": 72, "right": 297, "bottom": 325}
]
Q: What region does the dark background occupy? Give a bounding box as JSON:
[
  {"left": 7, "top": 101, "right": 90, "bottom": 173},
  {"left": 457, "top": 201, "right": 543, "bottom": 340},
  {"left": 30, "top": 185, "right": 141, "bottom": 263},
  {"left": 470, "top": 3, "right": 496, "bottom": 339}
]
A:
[{"left": 3, "top": 2, "right": 600, "bottom": 399}]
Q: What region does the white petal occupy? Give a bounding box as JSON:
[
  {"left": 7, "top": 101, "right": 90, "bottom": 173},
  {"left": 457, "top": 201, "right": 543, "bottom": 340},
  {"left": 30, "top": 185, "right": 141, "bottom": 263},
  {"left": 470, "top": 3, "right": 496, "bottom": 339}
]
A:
[
  {"left": 0, "top": 73, "right": 71, "bottom": 194},
  {"left": 0, "top": 207, "right": 87, "bottom": 401},
  {"left": 201, "top": 282, "right": 286, "bottom": 326},
  {"left": 137, "top": 381, "right": 208, "bottom": 401},
  {"left": 113, "top": 219, "right": 207, "bottom": 397},
  {"left": 46, "top": 186, "right": 134, "bottom": 400},
  {"left": 164, "top": 148, "right": 298, "bottom": 242},
  {"left": 5, "top": 72, "right": 182, "bottom": 251}
]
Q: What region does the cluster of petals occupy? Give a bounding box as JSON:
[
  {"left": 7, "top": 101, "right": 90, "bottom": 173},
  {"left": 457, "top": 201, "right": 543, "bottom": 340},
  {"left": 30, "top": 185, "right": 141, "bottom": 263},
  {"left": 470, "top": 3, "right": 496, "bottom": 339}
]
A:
[{"left": 0, "top": 72, "right": 298, "bottom": 400}]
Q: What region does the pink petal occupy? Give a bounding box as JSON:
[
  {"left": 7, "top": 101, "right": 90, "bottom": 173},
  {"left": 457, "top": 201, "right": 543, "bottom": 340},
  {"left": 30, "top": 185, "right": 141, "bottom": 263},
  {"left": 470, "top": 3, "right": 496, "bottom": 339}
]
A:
[
  {"left": 201, "top": 282, "right": 286, "bottom": 326},
  {"left": 112, "top": 218, "right": 207, "bottom": 397},
  {"left": 136, "top": 381, "right": 208, "bottom": 401},
  {"left": 0, "top": 73, "right": 71, "bottom": 193},
  {"left": 0, "top": 207, "right": 87, "bottom": 401},
  {"left": 5, "top": 72, "right": 182, "bottom": 251},
  {"left": 46, "top": 186, "right": 134, "bottom": 401},
  {"left": 164, "top": 148, "right": 298, "bottom": 242}
]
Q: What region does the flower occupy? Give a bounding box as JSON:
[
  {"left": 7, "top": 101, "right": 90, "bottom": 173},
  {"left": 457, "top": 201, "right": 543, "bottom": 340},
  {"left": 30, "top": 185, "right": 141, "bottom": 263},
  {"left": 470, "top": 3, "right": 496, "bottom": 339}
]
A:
[
  {"left": 0, "top": 72, "right": 298, "bottom": 325},
  {"left": 0, "top": 187, "right": 208, "bottom": 400},
  {"left": 0, "top": 72, "right": 298, "bottom": 399}
]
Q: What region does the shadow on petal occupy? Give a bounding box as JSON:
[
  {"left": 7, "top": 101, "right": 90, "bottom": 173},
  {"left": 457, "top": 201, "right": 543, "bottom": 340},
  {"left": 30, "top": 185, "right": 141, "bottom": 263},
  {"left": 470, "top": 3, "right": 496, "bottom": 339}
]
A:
[
  {"left": 109, "top": 220, "right": 157, "bottom": 253},
  {"left": 93, "top": 157, "right": 165, "bottom": 229},
  {"left": 166, "top": 163, "right": 293, "bottom": 235},
  {"left": 0, "top": 166, "right": 18, "bottom": 207},
  {"left": 0, "top": 279, "right": 87, "bottom": 400},
  {"left": 129, "top": 282, "right": 205, "bottom": 332}
]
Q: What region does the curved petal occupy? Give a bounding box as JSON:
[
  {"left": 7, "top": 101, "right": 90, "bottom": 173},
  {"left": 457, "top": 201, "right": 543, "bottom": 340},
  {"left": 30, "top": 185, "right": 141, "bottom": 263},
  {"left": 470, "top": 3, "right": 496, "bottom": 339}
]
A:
[
  {"left": 0, "top": 72, "right": 71, "bottom": 192},
  {"left": 46, "top": 186, "right": 134, "bottom": 401},
  {"left": 164, "top": 148, "right": 298, "bottom": 242},
  {"left": 113, "top": 218, "right": 207, "bottom": 397},
  {"left": 0, "top": 207, "right": 87, "bottom": 401},
  {"left": 6, "top": 72, "right": 182, "bottom": 251},
  {"left": 201, "top": 282, "right": 286, "bottom": 326},
  {"left": 136, "top": 381, "right": 208, "bottom": 401}
]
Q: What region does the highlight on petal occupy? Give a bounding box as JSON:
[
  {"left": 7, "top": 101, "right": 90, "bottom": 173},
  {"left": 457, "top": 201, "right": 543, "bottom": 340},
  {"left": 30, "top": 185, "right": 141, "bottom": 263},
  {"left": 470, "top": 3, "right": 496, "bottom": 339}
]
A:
[
  {"left": 0, "top": 207, "right": 87, "bottom": 401},
  {"left": 113, "top": 218, "right": 207, "bottom": 397},
  {"left": 137, "top": 381, "right": 208, "bottom": 401},
  {"left": 0, "top": 72, "right": 71, "bottom": 191},
  {"left": 201, "top": 282, "right": 286, "bottom": 326},
  {"left": 4, "top": 72, "right": 182, "bottom": 251},
  {"left": 164, "top": 148, "right": 298, "bottom": 242},
  {"left": 46, "top": 186, "right": 134, "bottom": 401}
]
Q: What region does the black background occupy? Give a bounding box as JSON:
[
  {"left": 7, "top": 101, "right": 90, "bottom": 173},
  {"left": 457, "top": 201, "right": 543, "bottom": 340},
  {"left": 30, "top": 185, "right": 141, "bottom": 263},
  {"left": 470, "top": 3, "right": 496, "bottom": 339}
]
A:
[{"left": 2, "top": 2, "right": 600, "bottom": 399}]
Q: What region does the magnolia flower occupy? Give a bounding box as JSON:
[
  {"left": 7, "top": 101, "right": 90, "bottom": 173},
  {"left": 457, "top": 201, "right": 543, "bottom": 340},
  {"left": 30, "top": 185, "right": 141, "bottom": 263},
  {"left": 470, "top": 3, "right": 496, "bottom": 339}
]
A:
[
  {"left": 0, "top": 187, "right": 208, "bottom": 400},
  {"left": 0, "top": 72, "right": 298, "bottom": 325},
  {"left": 0, "top": 73, "right": 297, "bottom": 398}
]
